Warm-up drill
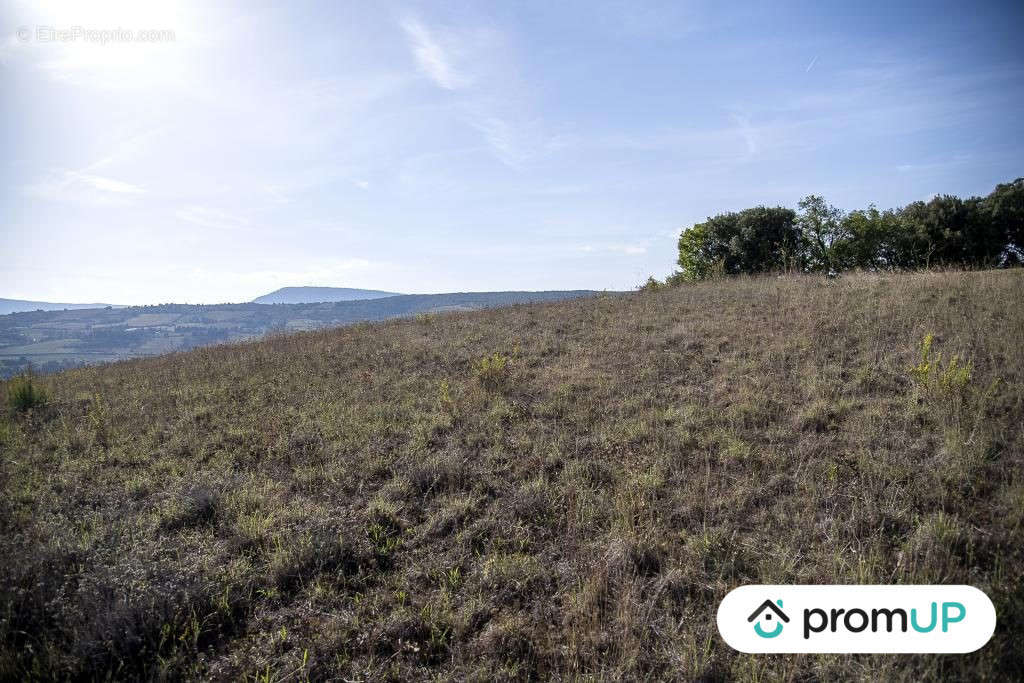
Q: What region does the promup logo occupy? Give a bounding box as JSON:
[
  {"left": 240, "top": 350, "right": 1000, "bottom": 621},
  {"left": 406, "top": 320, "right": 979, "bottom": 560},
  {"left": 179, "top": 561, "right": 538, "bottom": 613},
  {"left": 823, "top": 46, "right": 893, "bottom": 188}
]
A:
[
  {"left": 718, "top": 585, "right": 996, "bottom": 653},
  {"left": 748, "top": 599, "right": 789, "bottom": 638}
]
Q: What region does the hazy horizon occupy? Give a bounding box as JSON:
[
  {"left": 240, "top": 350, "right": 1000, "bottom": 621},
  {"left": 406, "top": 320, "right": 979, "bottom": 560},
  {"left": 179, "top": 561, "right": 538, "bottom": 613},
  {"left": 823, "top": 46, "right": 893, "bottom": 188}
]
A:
[
  {"left": 0, "top": 284, "right": 612, "bottom": 309},
  {"left": 3, "top": 0, "right": 1023, "bottom": 304}
]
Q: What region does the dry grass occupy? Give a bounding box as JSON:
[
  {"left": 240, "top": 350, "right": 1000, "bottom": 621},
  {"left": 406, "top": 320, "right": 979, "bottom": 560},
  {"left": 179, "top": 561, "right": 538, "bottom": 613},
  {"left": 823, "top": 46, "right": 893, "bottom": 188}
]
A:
[{"left": 1, "top": 269, "right": 1022, "bottom": 681}]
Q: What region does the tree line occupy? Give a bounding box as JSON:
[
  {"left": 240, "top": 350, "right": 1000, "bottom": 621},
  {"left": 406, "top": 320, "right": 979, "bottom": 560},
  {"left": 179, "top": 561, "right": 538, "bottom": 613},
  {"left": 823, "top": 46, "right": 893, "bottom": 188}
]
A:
[{"left": 658, "top": 177, "right": 1023, "bottom": 284}]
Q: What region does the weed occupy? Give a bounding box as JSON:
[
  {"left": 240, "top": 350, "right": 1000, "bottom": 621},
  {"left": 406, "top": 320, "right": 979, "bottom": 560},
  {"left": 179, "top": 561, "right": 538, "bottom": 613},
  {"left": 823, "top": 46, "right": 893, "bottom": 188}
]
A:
[
  {"left": 438, "top": 379, "right": 456, "bottom": 418},
  {"left": 910, "top": 333, "right": 972, "bottom": 395}
]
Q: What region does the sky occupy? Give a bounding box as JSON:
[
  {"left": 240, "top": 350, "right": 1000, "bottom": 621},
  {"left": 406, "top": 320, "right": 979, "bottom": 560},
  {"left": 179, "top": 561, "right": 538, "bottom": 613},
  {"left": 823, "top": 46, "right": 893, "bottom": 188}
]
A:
[{"left": 1, "top": 0, "right": 1023, "bottom": 304}]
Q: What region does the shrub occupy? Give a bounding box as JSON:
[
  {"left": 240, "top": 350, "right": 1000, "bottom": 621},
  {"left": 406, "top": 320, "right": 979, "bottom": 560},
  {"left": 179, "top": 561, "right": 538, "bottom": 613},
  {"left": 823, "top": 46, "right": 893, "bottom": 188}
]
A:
[
  {"left": 638, "top": 276, "right": 664, "bottom": 291},
  {"left": 7, "top": 375, "right": 48, "bottom": 413},
  {"left": 474, "top": 352, "right": 511, "bottom": 392}
]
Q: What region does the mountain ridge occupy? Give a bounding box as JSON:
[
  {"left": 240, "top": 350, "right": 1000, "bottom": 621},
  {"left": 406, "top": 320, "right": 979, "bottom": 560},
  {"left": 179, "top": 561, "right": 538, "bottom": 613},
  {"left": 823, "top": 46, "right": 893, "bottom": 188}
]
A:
[
  {"left": 252, "top": 286, "right": 400, "bottom": 304},
  {"left": 0, "top": 298, "right": 122, "bottom": 316}
]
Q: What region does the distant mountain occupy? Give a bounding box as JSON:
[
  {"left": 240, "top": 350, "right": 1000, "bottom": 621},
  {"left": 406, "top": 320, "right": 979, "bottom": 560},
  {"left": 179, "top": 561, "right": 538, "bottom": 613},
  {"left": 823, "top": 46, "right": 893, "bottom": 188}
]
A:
[
  {"left": 0, "top": 298, "right": 121, "bottom": 316},
  {"left": 252, "top": 286, "right": 400, "bottom": 304}
]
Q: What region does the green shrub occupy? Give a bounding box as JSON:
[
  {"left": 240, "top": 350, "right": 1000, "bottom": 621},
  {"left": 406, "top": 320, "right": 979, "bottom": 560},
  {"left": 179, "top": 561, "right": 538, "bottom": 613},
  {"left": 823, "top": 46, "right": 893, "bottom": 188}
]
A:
[
  {"left": 474, "top": 352, "right": 511, "bottom": 392},
  {"left": 7, "top": 375, "right": 48, "bottom": 413}
]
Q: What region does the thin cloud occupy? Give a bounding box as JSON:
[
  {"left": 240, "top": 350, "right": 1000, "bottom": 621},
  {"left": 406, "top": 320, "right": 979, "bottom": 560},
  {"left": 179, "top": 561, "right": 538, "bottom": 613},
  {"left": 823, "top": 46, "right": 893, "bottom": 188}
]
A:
[
  {"left": 398, "top": 14, "right": 553, "bottom": 169},
  {"left": 72, "top": 172, "right": 145, "bottom": 194},
  {"left": 176, "top": 206, "right": 250, "bottom": 231},
  {"left": 729, "top": 113, "right": 759, "bottom": 158},
  {"left": 400, "top": 17, "right": 468, "bottom": 90},
  {"left": 24, "top": 170, "right": 145, "bottom": 206},
  {"left": 471, "top": 116, "right": 527, "bottom": 167}
]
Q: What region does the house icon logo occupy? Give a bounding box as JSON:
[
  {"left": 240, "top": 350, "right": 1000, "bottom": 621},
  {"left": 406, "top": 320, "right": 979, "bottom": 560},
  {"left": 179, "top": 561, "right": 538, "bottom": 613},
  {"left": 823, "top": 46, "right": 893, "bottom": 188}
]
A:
[{"left": 748, "top": 599, "right": 789, "bottom": 638}]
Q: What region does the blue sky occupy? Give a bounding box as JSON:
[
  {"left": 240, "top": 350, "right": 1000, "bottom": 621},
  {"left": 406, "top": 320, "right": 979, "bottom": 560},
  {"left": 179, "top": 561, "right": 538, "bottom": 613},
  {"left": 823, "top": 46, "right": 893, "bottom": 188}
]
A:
[{"left": 2, "top": 0, "right": 1022, "bottom": 304}]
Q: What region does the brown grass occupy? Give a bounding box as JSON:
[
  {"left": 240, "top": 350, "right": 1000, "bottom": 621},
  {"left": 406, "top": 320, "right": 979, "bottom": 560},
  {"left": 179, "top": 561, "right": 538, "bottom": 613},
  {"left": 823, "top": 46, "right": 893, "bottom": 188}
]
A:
[{"left": 1, "top": 269, "right": 1022, "bottom": 680}]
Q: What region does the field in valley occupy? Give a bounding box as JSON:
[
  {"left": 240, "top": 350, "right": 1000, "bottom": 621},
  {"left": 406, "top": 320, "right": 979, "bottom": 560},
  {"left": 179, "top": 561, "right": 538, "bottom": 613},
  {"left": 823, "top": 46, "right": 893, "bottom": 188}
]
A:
[{"left": 1, "top": 270, "right": 1022, "bottom": 680}]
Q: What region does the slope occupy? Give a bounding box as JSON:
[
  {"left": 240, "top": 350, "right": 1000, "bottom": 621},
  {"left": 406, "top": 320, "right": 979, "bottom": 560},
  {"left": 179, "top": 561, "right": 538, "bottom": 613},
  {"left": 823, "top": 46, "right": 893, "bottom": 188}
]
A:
[{"left": 1, "top": 270, "right": 1022, "bottom": 680}]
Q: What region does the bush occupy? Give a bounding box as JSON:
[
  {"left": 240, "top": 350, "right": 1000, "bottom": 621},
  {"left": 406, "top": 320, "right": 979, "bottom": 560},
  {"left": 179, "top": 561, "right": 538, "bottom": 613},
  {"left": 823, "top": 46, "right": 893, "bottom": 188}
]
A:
[
  {"left": 638, "top": 276, "right": 664, "bottom": 291},
  {"left": 7, "top": 375, "right": 48, "bottom": 413},
  {"left": 474, "top": 353, "right": 511, "bottom": 392}
]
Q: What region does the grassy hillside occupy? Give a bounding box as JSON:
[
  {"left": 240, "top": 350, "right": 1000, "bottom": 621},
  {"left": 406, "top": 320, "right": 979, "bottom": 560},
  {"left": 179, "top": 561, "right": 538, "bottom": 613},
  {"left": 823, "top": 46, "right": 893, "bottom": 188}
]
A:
[{"left": 1, "top": 270, "right": 1022, "bottom": 681}]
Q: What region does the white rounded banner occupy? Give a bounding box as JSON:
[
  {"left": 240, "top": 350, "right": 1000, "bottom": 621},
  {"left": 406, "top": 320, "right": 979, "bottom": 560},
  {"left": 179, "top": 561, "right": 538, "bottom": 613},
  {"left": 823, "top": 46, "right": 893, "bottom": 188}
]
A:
[{"left": 717, "top": 585, "right": 996, "bottom": 653}]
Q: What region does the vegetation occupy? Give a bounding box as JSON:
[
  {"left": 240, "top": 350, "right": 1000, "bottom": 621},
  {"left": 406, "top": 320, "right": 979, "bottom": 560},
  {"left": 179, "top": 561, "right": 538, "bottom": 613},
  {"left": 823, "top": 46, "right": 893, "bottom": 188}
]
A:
[
  {"left": 1, "top": 269, "right": 1022, "bottom": 680},
  {"left": 6, "top": 374, "right": 47, "bottom": 413},
  {"left": 670, "top": 178, "right": 1024, "bottom": 282}
]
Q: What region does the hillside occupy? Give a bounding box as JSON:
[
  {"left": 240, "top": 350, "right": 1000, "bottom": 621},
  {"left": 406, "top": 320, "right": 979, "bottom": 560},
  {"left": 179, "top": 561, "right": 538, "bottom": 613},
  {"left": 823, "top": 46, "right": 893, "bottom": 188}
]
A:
[
  {"left": 0, "top": 298, "right": 120, "bottom": 316},
  {"left": 252, "top": 287, "right": 400, "bottom": 304},
  {"left": 1, "top": 270, "right": 1022, "bottom": 680},
  {"left": 0, "top": 290, "right": 597, "bottom": 378}
]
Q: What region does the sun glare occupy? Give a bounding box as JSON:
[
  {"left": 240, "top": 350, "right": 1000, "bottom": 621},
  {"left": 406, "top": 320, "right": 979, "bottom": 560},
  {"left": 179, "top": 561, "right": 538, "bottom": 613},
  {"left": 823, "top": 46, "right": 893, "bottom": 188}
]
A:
[
  {"left": 32, "top": 0, "right": 185, "bottom": 29},
  {"left": 23, "top": 0, "right": 190, "bottom": 88}
]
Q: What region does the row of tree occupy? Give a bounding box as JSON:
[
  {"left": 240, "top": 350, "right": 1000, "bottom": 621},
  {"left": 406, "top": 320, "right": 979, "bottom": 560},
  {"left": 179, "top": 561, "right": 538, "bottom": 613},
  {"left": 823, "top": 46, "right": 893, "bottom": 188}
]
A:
[{"left": 666, "top": 177, "right": 1023, "bottom": 282}]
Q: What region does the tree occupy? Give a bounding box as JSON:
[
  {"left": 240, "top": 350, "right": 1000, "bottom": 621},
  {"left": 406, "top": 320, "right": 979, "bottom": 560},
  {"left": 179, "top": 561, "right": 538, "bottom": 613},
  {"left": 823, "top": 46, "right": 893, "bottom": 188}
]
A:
[
  {"left": 732, "top": 206, "right": 802, "bottom": 273},
  {"left": 676, "top": 207, "right": 798, "bottom": 280},
  {"left": 897, "top": 195, "right": 1003, "bottom": 268},
  {"left": 982, "top": 177, "right": 1024, "bottom": 264},
  {"left": 836, "top": 205, "right": 907, "bottom": 270},
  {"left": 668, "top": 178, "right": 1020, "bottom": 283},
  {"left": 797, "top": 195, "right": 845, "bottom": 273},
  {"left": 676, "top": 222, "right": 714, "bottom": 282}
]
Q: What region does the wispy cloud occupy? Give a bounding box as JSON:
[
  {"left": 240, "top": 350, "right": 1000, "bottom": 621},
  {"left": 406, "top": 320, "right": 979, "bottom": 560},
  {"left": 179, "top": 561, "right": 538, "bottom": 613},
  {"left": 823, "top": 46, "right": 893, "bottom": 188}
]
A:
[
  {"left": 729, "top": 113, "right": 758, "bottom": 158},
  {"left": 398, "top": 14, "right": 554, "bottom": 168},
  {"left": 400, "top": 17, "right": 469, "bottom": 90},
  {"left": 72, "top": 173, "right": 144, "bottom": 194},
  {"left": 175, "top": 206, "right": 250, "bottom": 231},
  {"left": 470, "top": 116, "right": 531, "bottom": 167},
  {"left": 262, "top": 185, "right": 292, "bottom": 204},
  {"left": 24, "top": 170, "right": 145, "bottom": 206},
  {"left": 896, "top": 154, "right": 973, "bottom": 174},
  {"left": 805, "top": 55, "right": 818, "bottom": 73}
]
